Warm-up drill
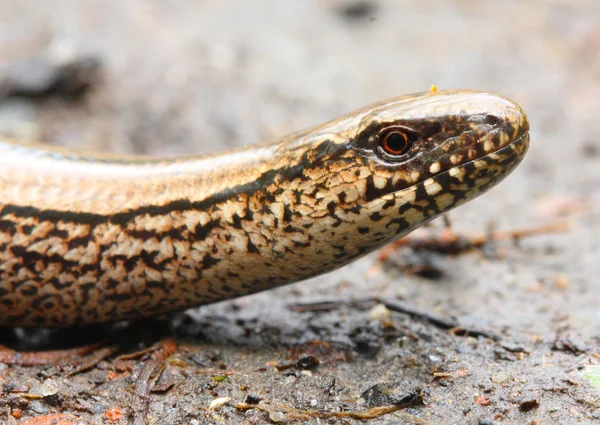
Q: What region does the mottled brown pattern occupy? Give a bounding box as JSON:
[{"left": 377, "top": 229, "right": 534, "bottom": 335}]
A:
[{"left": 0, "top": 90, "right": 529, "bottom": 326}]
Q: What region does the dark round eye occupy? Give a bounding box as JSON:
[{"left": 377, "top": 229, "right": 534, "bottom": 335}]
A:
[
  {"left": 484, "top": 114, "right": 499, "bottom": 126},
  {"left": 380, "top": 128, "right": 412, "bottom": 156}
]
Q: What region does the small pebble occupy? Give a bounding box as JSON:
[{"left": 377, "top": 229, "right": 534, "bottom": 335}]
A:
[
  {"left": 369, "top": 303, "right": 391, "bottom": 322},
  {"left": 554, "top": 273, "right": 569, "bottom": 290},
  {"left": 244, "top": 394, "right": 261, "bottom": 405},
  {"left": 41, "top": 378, "right": 60, "bottom": 397},
  {"left": 269, "top": 411, "right": 285, "bottom": 422},
  {"left": 491, "top": 372, "right": 509, "bottom": 383},
  {"left": 208, "top": 396, "right": 231, "bottom": 410},
  {"left": 520, "top": 398, "right": 539, "bottom": 411}
]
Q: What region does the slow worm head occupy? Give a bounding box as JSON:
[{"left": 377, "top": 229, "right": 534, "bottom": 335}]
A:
[{"left": 0, "top": 89, "right": 529, "bottom": 326}]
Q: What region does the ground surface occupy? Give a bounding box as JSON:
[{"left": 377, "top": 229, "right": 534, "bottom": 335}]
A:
[{"left": 1, "top": 1, "right": 600, "bottom": 424}]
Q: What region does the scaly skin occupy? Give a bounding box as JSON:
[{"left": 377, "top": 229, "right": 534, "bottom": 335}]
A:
[{"left": 0, "top": 90, "right": 529, "bottom": 326}]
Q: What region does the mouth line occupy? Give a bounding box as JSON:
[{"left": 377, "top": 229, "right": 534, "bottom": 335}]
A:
[
  {"left": 459, "top": 131, "right": 530, "bottom": 172},
  {"left": 446, "top": 130, "right": 529, "bottom": 173},
  {"left": 490, "top": 131, "right": 529, "bottom": 156}
]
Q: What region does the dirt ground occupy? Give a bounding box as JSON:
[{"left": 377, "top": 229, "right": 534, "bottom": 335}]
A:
[{"left": 1, "top": 1, "right": 600, "bottom": 424}]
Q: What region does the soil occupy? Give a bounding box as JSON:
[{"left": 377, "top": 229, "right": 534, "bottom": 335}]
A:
[{"left": 1, "top": 1, "right": 600, "bottom": 424}]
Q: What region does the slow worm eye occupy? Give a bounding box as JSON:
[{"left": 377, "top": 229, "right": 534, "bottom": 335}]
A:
[
  {"left": 484, "top": 114, "right": 499, "bottom": 126},
  {"left": 379, "top": 127, "right": 413, "bottom": 157}
]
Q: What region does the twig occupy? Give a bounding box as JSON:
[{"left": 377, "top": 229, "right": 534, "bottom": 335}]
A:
[
  {"left": 130, "top": 340, "right": 177, "bottom": 425},
  {"left": 235, "top": 399, "right": 432, "bottom": 424},
  {"left": 65, "top": 347, "right": 116, "bottom": 377},
  {"left": 378, "top": 222, "right": 569, "bottom": 260},
  {"left": 380, "top": 300, "right": 501, "bottom": 341},
  {"left": 0, "top": 343, "right": 103, "bottom": 366}
]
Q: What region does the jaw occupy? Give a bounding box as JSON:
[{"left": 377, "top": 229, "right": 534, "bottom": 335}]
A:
[
  {"left": 395, "top": 133, "right": 529, "bottom": 234},
  {"left": 369, "top": 132, "right": 530, "bottom": 242},
  {"left": 245, "top": 133, "right": 529, "bottom": 285}
]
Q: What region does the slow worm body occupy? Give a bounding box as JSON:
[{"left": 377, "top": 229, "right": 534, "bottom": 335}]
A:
[{"left": 0, "top": 90, "right": 529, "bottom": 326}]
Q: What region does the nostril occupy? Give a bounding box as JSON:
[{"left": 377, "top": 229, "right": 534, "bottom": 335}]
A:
[{"left": 484, "top": 114, "right": 499, "bottom": 126}]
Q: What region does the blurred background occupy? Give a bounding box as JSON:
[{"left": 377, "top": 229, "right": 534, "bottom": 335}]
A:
[{"left": 1, "top": 1, "right": 600, "bottom": 424}]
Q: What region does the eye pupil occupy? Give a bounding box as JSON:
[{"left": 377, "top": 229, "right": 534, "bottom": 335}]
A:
[
  {"left": 382, "top": 131, "right": 409, "bottom": 155},
  {"left": 375, "top": 126, "right": 417, "bottom": 160},
  {"left": 484, "top": 114, "right": 499, "bottom": 126}
]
